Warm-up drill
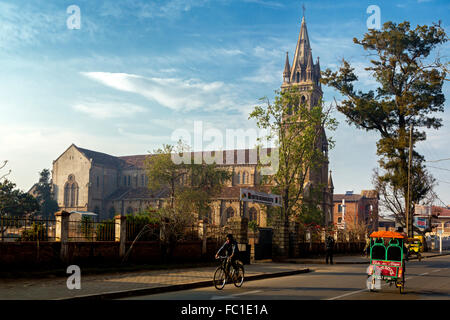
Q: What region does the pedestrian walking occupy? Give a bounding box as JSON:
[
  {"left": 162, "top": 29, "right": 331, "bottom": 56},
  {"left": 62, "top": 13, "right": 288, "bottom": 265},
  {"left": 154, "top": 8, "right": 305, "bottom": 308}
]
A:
[{"left": 325, "top": 235, "right": 335, "bottom": 264}]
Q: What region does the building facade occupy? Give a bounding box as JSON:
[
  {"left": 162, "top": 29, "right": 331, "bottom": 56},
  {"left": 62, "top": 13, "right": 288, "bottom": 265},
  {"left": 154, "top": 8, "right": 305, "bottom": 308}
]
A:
[
  {"left": 51, "top": 15, "right": 333, "bottom": 226},
  {"left": 333, "top": 190, "right": 379, "bottom": 232}
]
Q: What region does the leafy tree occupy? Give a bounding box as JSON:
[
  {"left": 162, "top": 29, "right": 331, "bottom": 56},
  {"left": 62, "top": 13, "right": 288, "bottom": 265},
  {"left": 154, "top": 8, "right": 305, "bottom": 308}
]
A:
[
  {"left": 145, "top": 141, "right": 232, "bottom": 260},
  {"left": 125, "top": 210, "right": 160, "bottom": 241},
  {"left": 145, "top": 143, "right": 186, "bottom": 209},
  {"left": 80, "top": 215, "right": 94, "bottom": 239},
  {"left": 34, "top": 169, "right": 59, "bottom": 218},
  {"left": 177, "top": 161, "right": 231, "bottom": 222},
  {"left": 321, "top": 21, "right": 447, "bottom": 229},
  {"left": 145, "top": 141, "right": 231, "bottom": 219},
  {"left": 0, "top": 179, "right": 39, "bottom": 217},
  {"left": 20, "top": 223, "right": 49, "bottom": 241},
  {"left": 249, "top": 86, "right": 337, "bottom": 226},
  {"left": 96, "top": 218, "right": 116, "bottom": 241}
]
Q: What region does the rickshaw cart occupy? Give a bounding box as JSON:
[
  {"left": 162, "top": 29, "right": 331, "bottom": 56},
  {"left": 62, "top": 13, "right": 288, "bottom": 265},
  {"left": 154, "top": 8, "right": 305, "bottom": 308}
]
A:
[
  {"left": 407, "top": 236, "right": 424, "bottom": 261},
  {"left": 368, "top": 231, "right": 407, "bottom": 294}
]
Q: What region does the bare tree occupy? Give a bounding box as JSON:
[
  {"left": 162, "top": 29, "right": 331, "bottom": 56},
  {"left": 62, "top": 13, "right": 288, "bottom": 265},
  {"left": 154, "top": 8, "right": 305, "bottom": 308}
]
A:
[
  {"left": 372, "top": 168, "right": 436, "bottom": 232},
  {"left": 0, "top": 160, "right": 11, "bottom": 181}
]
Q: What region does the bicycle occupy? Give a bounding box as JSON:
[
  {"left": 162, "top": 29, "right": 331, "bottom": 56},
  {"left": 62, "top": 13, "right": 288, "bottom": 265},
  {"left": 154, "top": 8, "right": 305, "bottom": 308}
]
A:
[{"left": 213, "top": 256, "right": 244, "bottom": 290}]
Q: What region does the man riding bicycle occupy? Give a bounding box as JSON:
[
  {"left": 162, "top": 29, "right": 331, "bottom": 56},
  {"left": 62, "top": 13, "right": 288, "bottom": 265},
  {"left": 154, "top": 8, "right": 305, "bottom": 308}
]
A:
[{"left": 215, "top": 234, "right": 240, "bottom": 276}]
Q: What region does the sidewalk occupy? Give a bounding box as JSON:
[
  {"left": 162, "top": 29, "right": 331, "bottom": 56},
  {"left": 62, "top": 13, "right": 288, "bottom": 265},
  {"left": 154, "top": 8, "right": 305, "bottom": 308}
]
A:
[
  {"left": 0, "top": 261, "right": 310, "bottom": 300},
  {"left": 282, "top": 250, "right": 450, "bottom": 265}
]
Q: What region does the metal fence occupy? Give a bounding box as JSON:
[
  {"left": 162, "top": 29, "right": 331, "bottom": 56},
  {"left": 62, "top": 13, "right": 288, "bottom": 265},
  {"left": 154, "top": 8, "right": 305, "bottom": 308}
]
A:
[
  {"left": 67, "top": 219, "right": 116, "bottom": 241},
  {"left": 0, "top": 216, "right": 56, "bottom": 241},
  {"left": 126, "top": 221, "right": 160, "bottom": 241},
  {"left": 205, "top": 224, "right": 228, "bottom": 243}
]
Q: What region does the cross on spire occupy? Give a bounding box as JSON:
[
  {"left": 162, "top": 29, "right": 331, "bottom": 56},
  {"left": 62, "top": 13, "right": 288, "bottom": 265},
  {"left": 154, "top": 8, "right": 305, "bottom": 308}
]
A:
[{"left": 302, "top": 4, "right": 306, "bottom": 18}]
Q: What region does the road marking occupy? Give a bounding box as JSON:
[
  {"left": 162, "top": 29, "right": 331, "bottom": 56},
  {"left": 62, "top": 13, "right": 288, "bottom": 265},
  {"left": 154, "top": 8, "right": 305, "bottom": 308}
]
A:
[
  {"left": 419, "top": 272, "right": 429, "bottom": 276},
  {"left": 431, "top": 269, "right": 441, "bottom": 273},
  {"left": 211, "top": 290, "right": 262, "bottom": 300},
  {"left": 326, "top": 288, "right": 367, "bottom": 300}
]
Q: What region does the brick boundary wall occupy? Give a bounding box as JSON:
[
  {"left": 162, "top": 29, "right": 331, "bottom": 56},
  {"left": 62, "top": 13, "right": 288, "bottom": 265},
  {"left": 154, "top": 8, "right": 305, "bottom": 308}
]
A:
[{"left": 0, "top": 240, "right": 223, "bottom": 270}]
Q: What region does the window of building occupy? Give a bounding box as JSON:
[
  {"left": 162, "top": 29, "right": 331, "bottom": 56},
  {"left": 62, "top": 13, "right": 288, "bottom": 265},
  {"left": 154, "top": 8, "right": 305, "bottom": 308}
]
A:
[
  {"left": 141, "top": 174, "right": 145, "bottom": 187},
  {"left": 338, "top": 204, "right": 342, "bottom": 213},
  {"left": 338, "top": 217, "right": 342, "bottom": 223},
  {"left": 96, "top": 176, "right": 100, "bottom": 188},
  {"left": 249, "top": 207, "right": 257, "bottom": 222},
  {"left": 128, "top": 176, "right": 130, "bottom": 186},
  {"left": 64, "top": 174, "right": 79, "bottom": 208},
  {"left": 226, "top": 207, "right": 234, "bottom": 219},
  {"left": 123, "top": 176, "right": 126, "bottom": 186}
]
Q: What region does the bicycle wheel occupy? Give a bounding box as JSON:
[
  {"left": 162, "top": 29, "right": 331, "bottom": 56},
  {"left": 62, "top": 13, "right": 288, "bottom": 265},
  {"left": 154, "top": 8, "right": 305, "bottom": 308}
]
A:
[
  {"left": 213, "top": 267, "right": 226, "bottom": 290},
  {"left": 233, "top": 265, "right": 244, "bottom": 287}
]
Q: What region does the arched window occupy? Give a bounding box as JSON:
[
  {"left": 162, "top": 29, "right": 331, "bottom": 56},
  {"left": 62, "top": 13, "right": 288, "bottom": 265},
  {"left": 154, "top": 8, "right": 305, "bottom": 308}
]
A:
[
  {"left": 226, "top": 207, "right": 235, "bottom": 219},
  {"left": 64, "top": 175, "right": 79, "bottom": 208},
  {"left": 237, "top": 172, "right": 241, "bottom": 185},
  {"left": 64, "top": 184, "right": 70, "bottom": 206},
  {"left": 242, "top": 172, "right": 246, "bottom": 184},
  {"left": 249, "top": 207, "right": 257, "bottom": 222},
  {"left": 205, "top": 207, "right": 212, "bottom": 224}
]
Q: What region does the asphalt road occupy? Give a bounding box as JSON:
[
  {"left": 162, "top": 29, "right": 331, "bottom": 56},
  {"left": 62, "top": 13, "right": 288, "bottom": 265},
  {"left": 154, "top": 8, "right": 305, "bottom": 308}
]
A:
[{"left": 122, "top": 255, "right": 450, "bottom": 300}]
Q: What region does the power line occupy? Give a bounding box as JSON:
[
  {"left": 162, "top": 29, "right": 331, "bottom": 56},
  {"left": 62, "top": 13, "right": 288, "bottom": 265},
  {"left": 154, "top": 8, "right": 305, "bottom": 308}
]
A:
[
  {"left": 428, "top": 165, "right": 450, "bottom": 172},
  {"left": 431, "top": 190, "right": 448, "bottom": 207},
  {"left": 425, "top": 158, "right": 450, "bottom": 163}
]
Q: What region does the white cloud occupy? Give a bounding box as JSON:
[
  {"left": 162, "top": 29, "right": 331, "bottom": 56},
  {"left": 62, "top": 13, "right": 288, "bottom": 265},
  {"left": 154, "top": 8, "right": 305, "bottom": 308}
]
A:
[
  {"left": 73, "top": 101, "right": 147, "bottom": 119},
  {"left": 242, "top": 0, "right": 284, "bottom": 8},
  {"left": 81, "top": 71, "right": 247, "bottom": 112}
]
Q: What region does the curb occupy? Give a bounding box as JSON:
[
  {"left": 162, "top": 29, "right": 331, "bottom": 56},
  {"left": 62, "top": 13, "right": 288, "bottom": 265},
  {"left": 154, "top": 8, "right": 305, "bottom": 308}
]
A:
[
  {"left": 416, "top": 252, "right": 450, "bottom": 259},
  {"left": 60, "top": 268, "right": 311, "bottom": 301},
  {"left": 282, "top": 258, "right": 369, "bottom": 265},
  {"left": 282, "top": 252, "right": 450, "bottom": 264}
]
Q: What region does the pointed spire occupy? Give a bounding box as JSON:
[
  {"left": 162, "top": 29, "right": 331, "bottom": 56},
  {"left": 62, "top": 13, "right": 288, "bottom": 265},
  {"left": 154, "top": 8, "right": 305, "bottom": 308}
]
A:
[
  {"left": 306, "top": 49, "right": 313, "bottom": 70},
  {"left": 328, "top": 170, "right": 334, "bottom": 190},
  {"left": 290, "top": 13, "right": 311, "bottom": 83},
  {"left": 283, "top": 51, "right": 291, "bottom": 83}
]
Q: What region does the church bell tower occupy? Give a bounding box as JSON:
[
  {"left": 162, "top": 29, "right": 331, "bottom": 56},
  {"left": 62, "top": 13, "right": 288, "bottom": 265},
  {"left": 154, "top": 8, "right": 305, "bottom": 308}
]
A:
[{"left": 281, "top": 13, "right": 334, "bottom": 226}]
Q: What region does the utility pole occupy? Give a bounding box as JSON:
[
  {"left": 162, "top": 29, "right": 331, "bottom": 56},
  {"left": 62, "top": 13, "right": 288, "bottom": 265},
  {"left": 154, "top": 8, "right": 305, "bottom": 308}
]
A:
[{"left": 406, "top": 124, "right": 413, "bottom": 238}]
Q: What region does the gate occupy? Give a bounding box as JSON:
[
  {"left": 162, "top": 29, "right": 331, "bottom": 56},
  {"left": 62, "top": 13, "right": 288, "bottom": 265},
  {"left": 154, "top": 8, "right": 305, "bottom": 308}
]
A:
[{"left": 255, "top": 227, "right": 273, "bottom": 260}]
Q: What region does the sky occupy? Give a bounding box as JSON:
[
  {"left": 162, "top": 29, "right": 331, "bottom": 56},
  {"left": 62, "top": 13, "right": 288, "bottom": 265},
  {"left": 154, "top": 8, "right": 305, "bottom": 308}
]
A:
[{"left": 0, "top": 0, "right": 449, "bottom": 208}]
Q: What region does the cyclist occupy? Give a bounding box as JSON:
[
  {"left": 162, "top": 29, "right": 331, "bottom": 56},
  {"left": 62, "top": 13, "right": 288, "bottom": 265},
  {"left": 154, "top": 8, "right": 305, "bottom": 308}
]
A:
[{"left": 215, "top": 234, "right": 240, "bottom": 277}]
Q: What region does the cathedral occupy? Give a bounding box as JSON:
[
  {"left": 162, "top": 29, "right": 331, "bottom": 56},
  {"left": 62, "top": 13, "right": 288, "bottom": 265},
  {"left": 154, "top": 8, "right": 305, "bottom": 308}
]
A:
[{"left": 51, "top": 16, "right": 334, "bottom": 226}]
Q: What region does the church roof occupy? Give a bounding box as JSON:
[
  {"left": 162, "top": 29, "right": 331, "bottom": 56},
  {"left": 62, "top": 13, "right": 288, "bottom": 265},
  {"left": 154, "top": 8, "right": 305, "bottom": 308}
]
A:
[
  {"left": 216, "top": 185, "right": 273, "bottom": 200},
  {"left": 76, "top": 146, "right": 125, "bottom": 169},
  {"left": 107, "top": 187, "right": 169, "bottom": 201},
  {"left": 68, "top": 145, "right": 276, "bottom": 171},
  {"left": 119, "top": 155, "right": 151, "bottom": 169}
]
